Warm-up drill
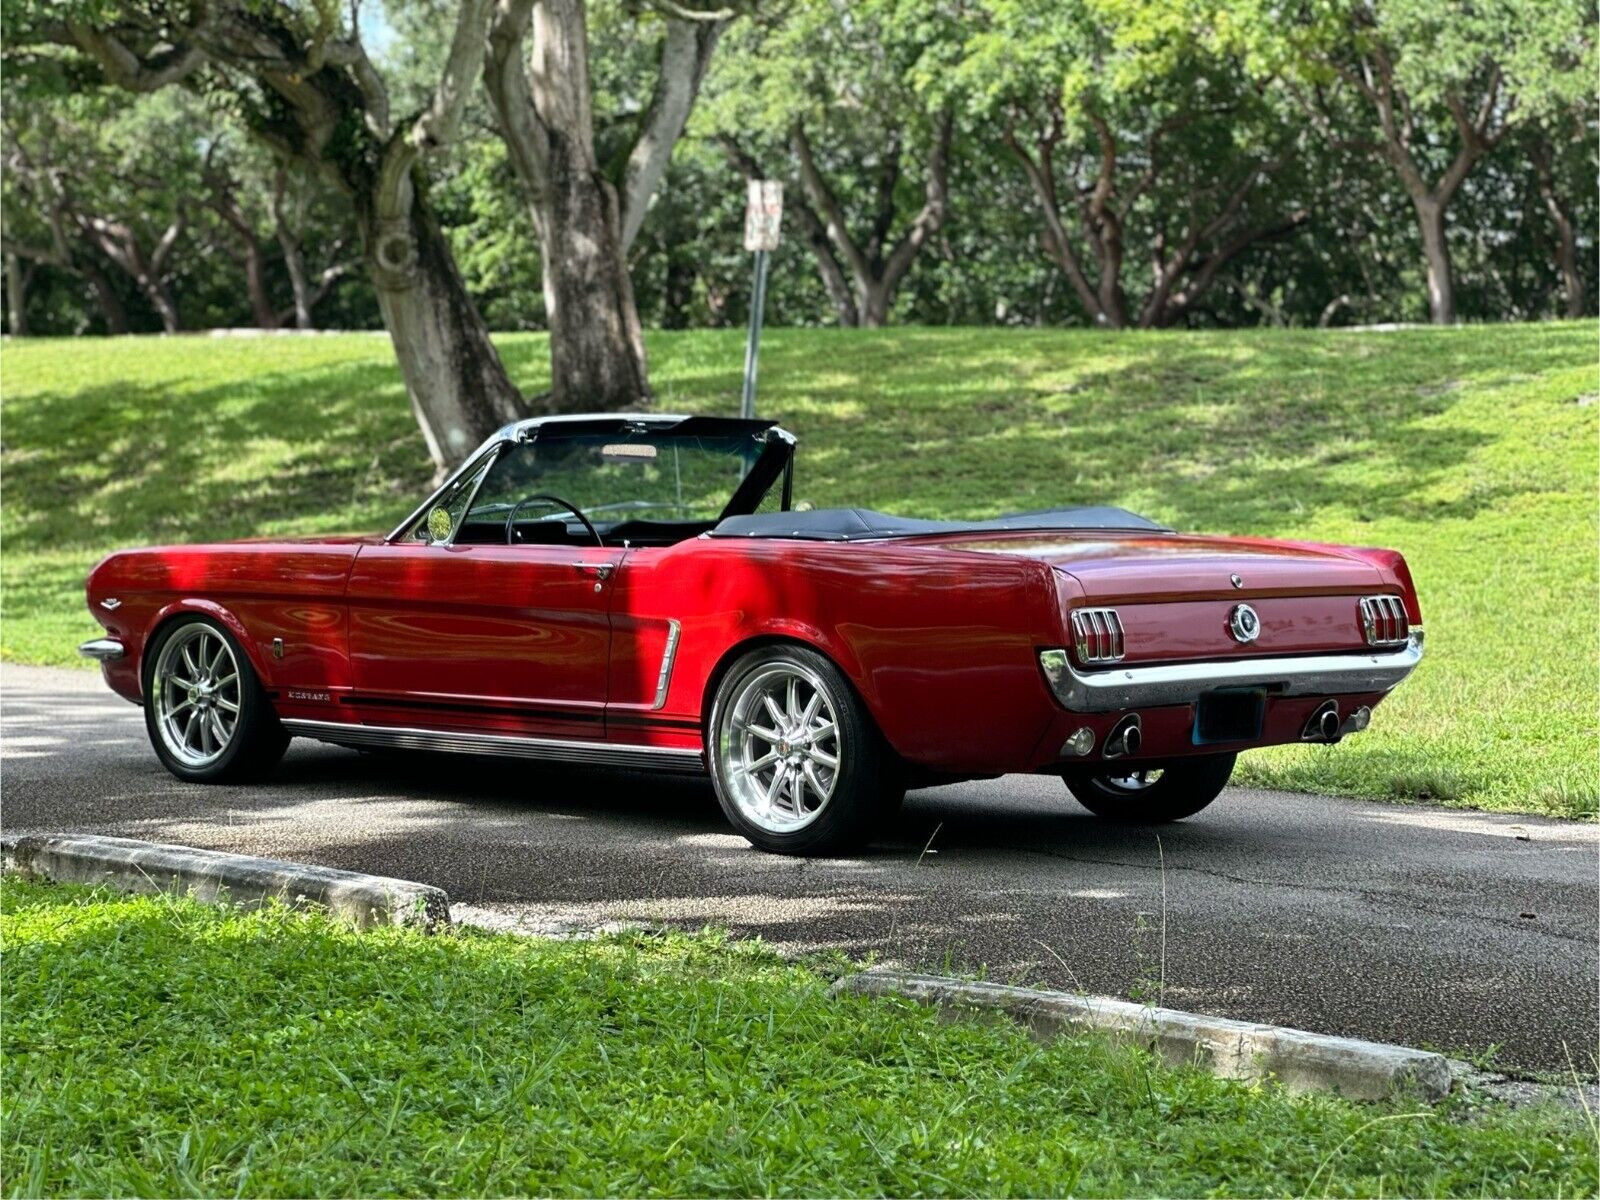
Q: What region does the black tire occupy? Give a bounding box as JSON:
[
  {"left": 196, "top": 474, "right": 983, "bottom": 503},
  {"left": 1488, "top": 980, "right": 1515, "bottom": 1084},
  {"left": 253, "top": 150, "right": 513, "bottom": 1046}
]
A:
[
  {"left": 142, "top": 616, "right": 289, "bottom": 783},
  {"left": 1063, "top": 753, "right": 1236, "bottom": 823},
  {"left": 708, "top": 644, "right": 904, "bottom": 855}
]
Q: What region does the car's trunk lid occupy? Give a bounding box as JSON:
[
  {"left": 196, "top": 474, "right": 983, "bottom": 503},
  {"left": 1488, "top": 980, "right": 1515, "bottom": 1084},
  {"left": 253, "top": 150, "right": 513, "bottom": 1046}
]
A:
[{"left": 924, "top": 530, "right": 1389, "bottom": 662}]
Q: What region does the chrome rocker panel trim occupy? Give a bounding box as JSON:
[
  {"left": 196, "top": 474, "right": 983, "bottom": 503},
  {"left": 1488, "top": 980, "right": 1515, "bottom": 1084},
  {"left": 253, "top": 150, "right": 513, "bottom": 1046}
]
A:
[
  {"left": 79, "top": 637, "right": 126, "bottom": 661},
  {"left": 1040, "top": 631, "right": 1424, "bottom": 713},
  {"left": 281, "top": 718, "right": 706, "bottom": 773}
]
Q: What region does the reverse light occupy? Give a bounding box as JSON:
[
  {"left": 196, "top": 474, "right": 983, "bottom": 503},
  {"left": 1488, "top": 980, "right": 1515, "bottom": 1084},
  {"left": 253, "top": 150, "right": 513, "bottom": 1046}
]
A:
[{"left": 1061, "top": 726, "right": 1096, "bottom": 757}]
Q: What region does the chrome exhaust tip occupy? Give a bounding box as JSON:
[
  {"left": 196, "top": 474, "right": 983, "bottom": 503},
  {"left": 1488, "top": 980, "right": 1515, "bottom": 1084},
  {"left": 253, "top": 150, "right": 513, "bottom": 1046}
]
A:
[
  {"left": 1104, "top": 714, "right": 1142, "bottom": 759},
  {"left": 1302, "top": 700, "right": 1342, "bottom": 743}
]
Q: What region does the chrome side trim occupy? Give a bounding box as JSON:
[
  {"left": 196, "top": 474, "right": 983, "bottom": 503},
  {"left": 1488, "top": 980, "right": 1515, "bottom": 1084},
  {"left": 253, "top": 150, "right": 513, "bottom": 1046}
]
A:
[
  {"left": 281, "top": 718, "right": 706, "bottom": 773},
  {"left": 651, "top": 620, "right": 682, "bottom": 710},
  {"left": 1039, "top": 631, "right": 1424, "bottom": 713},
  {"left": 79, "top": 637, "right": 126, "bottom": 661}
]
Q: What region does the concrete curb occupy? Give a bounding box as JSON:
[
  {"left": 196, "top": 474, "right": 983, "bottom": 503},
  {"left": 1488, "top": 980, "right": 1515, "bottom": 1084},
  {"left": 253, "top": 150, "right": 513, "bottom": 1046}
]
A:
[
  {"left": 2, "top": 833, "right": 450, "bottom": 930},
  {"left": 833, "top": 969, "right": 1452, "bottom": 1102}
]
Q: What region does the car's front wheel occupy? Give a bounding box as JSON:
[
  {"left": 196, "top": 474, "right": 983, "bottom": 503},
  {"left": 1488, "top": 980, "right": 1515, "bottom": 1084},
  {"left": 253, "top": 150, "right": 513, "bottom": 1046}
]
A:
[
  {"left": 143, "top": 616, "right": 289, "bottom": 783},
  {"left": 1062, "top": 753, "right": 1235, "bottom": 823},
  {"left": 709, "top": 645, "right": 903, "bottom": 855}
]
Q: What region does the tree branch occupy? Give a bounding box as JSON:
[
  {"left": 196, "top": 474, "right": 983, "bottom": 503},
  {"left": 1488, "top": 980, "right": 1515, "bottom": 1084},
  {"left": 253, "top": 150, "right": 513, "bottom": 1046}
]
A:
[
  {"left": 791, "top": 119, "right": 870, "bottom": 286},
  {"left": 619, "top": 13, "right": 726, "bottom": 251}
]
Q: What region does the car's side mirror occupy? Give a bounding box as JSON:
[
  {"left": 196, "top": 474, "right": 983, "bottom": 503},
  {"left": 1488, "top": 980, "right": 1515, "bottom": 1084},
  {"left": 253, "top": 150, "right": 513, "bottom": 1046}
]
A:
[{"left": 426, "top": 506, "right": 453, "bottom": 544}]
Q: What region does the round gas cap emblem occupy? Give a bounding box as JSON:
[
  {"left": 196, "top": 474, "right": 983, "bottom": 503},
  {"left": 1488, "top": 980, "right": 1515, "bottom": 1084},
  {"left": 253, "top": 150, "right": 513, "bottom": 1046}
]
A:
[{"left": 1229, "top": 603, "right": 1261, "bottom": 643}]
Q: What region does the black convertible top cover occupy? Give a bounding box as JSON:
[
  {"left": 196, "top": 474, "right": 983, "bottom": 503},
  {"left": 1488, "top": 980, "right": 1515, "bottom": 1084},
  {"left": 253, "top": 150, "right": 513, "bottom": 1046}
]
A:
[{"left": 710, "top": 506, "right": 1170, "bottom": 542}]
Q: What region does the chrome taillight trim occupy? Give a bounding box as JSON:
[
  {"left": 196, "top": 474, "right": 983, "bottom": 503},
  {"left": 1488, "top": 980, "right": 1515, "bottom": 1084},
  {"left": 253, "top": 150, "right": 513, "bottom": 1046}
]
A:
[
  {"left": 1359, "top": 595, "right": 1409, "bottom": 647},
  {"left": 1070, "top": 607, "right": 1125, "bottom": 663}
]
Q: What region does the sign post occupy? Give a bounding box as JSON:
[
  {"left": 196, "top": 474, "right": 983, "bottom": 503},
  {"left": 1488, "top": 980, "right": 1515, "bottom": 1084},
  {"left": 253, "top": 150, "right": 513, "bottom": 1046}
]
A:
[{"left": 741, "top": 180, "right": 783, "bottom": 419}]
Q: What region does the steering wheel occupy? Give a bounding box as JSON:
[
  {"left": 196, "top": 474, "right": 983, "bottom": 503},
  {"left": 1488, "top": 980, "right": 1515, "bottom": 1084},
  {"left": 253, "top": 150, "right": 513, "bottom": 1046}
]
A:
[{"left": 504, "top": 493, "right": 603, "bottom": 547}]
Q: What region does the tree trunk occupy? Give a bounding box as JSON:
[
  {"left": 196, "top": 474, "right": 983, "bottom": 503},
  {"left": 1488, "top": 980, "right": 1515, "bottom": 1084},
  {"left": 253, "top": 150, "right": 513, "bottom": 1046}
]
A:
[
  {"left": 281, "top": 238, "right": 316, "bottom": 330},
  {"left": 242, "top": 239, "right": 279, "bottom": 329},
  {"left": 1550, "top": 206, "right": 1583, "bottom": 319},
  {"left": 145, "top": 279, "right": 182, "bottom": 333},
  {"left": 537, "top": 153, "right": 650, "bottom": 411},
  {"left": 5, "top": 253, "right": 30, "bottom": 336},
  {"left": 1413, "top": 197, "right": 1456, "bottom": 325},
  {"left": 1532, "top": 142, "right": 1584, "bottom": 319},
  {"left": 82, "top": 259, "right": 128, "bottom": 334},
  {"left": 360, "top": 191, "right": 527, "bottom": 471},
  {"left": 858, "top": 282, "right": 891, "bottom": 328}
]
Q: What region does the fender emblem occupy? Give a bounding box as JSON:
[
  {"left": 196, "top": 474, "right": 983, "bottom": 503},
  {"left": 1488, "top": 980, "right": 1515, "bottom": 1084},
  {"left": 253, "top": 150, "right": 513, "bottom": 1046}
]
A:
[
  {"left": 100, "top": 598, "right": 122, "bottom": 610},
  {"left": 287, "top": 690, "right": 331, "bottom": 703}
]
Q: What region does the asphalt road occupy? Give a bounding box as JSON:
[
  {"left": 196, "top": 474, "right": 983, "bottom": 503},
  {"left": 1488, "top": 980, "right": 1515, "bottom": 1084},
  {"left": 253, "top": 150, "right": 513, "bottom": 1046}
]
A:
[{"left": 5, "top": 661, "right": 1595, "bottom": 1073}]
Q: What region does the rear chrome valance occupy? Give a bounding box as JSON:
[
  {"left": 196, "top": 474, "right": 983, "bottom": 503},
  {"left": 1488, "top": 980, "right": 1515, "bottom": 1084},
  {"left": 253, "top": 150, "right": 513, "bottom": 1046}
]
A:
[{"left": 1039, "top": 632, "right": 1424, "bottom": 713}]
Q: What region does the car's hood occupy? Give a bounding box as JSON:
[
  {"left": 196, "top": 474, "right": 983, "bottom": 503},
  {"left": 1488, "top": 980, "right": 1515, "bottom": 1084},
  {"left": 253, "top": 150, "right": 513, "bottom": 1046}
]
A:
[{"left": 918, "top": 531, "right": 1385, "bottom": 600}]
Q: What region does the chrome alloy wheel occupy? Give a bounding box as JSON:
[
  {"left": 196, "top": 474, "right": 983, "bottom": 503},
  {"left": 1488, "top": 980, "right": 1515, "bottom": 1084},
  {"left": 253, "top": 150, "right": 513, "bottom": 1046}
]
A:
[
  {"left": 718, "top": 662, "right": 842, "bottom": 834},
  {"left": 1097, "top": 768, "right": 1164, "bottom": 793},
  {"left": 151, "top": 624, "right": 242, "bottom": 768}
]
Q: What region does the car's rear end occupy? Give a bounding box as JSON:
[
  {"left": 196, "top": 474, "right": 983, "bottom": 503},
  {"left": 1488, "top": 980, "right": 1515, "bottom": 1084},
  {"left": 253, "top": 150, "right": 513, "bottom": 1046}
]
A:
[
  {"left": 1028, "top": 534, "right": 1421, "bottom": 769},
  {"left": 935, "top": 530, "right": 1423, "bottom": 772}
]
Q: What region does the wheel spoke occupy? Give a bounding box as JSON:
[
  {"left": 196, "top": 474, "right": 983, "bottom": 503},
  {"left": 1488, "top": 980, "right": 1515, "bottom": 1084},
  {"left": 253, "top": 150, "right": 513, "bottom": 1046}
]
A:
[
  {"left": 215, "top": 697, "right": 239, "bottom": 714},
  {"left": 181, "top": 645, "right": 199, "bottom": 677},
  {"left": 744, "top": 723, "right": 782, "bottom": 745},
  {"left": 762, "top": 694, "right": 786, "bottom": 727},
  {"left": 214, "top": 672, "right": 238, "bottom": 690},
  {"left": 802, "top": 761, "right": 830, "bottom": 805},
  {"left": 737, "top": 750, "right": 778, "bottom": 774},
  {"left": 785, "top": 676, "right": 800, "bottom": 722},
  {"left": 807, "top": 746, "right": 839, "bottom": 770},
  {"left": 760, "top": 764, "right": 787, "bottom": 812},
  {"left": 209, "top": 711, "right": 230, "bottom": 747},
  {"left": 798, "top": 691, "right": 821, "bottom": 730},
  {"left": 805, "top": 720, "right": 835, "bottom": 745}
]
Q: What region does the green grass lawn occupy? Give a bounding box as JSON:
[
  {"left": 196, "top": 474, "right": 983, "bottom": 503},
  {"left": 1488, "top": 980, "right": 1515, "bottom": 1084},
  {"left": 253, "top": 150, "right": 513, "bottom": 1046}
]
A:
[
  {"left": 1, "top": 326, "right": 1595, "bottom": 816},
  {"left": 4, "top": 879, "right": 1594, "bottom": 1198}
]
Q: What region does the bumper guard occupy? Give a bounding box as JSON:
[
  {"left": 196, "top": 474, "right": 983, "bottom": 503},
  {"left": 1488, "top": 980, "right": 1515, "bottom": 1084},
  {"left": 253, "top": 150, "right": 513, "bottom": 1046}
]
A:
[{"left": 1039, "top": 631, "right": 1424, "bottom": 713}]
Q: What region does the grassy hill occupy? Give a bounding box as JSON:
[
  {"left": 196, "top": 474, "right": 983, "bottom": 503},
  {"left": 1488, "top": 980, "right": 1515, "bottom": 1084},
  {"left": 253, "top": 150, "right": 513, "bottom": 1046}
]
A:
[{"left": 2, "top": 325, "right": 1594, "bottom": 817}]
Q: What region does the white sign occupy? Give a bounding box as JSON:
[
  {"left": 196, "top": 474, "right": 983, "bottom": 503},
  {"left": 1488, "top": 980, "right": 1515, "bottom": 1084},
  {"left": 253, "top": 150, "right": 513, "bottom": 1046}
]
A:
[{"left": 743, "top": 180, "right": 784, "bottom": 252}]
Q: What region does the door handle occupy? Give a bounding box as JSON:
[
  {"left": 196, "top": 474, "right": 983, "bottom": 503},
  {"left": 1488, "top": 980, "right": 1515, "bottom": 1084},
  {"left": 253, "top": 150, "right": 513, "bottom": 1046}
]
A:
[{"left": 571, "top": 562, "right": 615, "bottom": 580}]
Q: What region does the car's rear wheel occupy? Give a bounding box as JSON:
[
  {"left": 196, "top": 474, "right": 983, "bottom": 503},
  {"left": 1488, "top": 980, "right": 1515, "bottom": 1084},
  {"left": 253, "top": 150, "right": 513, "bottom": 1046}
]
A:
[
  {"left": 143, "top": 617, "right": 288, "bottom": 782},
  {"left": 1063, "top": 753, "right": 1235, "bottom": 823},
  {"left": 709, "top": 645, "right": 902, "bottom": 855}
]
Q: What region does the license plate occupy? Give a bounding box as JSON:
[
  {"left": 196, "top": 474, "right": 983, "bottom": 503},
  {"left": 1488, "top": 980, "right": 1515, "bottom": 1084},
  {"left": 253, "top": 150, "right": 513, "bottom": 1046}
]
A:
[{"left": 1193, "top": 688, "right": 1266, "bottom": 745}]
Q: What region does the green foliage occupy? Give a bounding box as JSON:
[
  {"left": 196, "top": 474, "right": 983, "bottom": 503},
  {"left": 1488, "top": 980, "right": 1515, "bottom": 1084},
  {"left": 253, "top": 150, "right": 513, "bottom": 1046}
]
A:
[
  {"left": 1, "top": 326, "right": 1595, "bottom": 817},
  {"left": 5, "top": 879, "right": 1595, "bottom": 1197},
  {"left": 3, "top": 0, "right": 1594, "bottom": 333}
]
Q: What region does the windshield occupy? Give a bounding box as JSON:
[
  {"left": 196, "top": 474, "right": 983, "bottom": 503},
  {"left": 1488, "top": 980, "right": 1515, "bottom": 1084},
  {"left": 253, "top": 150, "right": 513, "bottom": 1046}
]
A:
[{"left": 462, "top": 428, "right": 775, "bottom": 535}]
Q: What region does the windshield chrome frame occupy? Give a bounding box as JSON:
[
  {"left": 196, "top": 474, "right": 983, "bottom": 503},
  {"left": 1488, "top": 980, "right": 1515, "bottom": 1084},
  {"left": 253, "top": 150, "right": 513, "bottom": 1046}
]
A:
[{"left": 384, "top": 415, "right": 794, "bottom": 545}]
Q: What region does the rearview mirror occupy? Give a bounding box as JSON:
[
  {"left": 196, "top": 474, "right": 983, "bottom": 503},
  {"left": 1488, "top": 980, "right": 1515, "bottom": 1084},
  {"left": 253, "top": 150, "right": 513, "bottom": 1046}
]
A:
[
  {"left": 601, "top": 443, "right": 658, "bottom": 463},
  {"left": 426, "top": 506, "right": 453, "bottom": 543}
]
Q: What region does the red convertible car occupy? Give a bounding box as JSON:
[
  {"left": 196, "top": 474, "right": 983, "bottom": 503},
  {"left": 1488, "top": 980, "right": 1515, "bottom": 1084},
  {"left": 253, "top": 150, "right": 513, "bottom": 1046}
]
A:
[{"left": 81, "top": 413, "right": 1423, "bottom": 854}]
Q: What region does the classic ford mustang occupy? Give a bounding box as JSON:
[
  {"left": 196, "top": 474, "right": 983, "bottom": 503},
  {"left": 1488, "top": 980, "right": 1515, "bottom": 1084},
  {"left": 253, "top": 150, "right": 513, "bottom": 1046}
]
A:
[{"left": 81, "top": 413, "right": 1423, "bottom": 854}]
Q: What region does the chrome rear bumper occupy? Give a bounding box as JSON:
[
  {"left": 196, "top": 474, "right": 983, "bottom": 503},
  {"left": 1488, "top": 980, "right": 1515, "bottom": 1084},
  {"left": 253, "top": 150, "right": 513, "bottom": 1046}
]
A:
[
  {"left": 1039, "top": 631, "right": 1423, "bottom": 713},
  {"left": 79, "top": 637, "right": 126, "bottom": 661}
]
